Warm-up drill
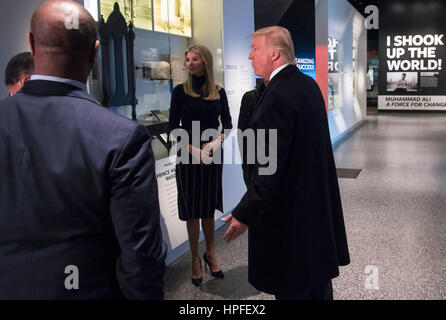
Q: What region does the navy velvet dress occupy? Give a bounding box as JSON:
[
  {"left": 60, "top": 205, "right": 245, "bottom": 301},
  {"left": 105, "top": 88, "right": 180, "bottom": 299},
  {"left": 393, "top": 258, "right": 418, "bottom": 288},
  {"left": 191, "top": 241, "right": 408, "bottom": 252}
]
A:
[{"left": 168, "top": 76, "right": 232, "bottom": 221}]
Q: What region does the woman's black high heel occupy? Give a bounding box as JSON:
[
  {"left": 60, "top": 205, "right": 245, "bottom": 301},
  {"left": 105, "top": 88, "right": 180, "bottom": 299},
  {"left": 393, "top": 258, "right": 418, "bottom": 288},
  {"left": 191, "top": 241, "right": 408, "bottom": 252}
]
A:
[
  {"left": 203, "top": 253, "right": 224, "bottom": 279},
  {"left": 191, "top": 258, "right": 202, "bottom": 286},
  {"left": 191, "top": 276, "right": 202, "bottom": 286}
]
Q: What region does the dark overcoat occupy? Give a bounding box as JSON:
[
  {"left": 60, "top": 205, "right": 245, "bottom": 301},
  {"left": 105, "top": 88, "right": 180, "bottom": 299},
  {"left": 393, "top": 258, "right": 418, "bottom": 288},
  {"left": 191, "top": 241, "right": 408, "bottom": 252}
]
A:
[{"left": 232, "top": 65, "right": 350, "bottom": 294}]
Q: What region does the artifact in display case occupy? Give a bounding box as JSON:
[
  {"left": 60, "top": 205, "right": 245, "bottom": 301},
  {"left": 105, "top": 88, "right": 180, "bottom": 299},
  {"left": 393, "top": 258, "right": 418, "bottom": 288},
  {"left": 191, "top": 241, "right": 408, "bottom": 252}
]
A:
[
  {"left": 138, "top": 109, "right": 170, "bottom": 148},
  {"left": 170, "top": 55, "right": 188, "bottom": 86},
  {"left": 154, "top": 0, "right": 192, "bottom": 37},
  {"left": 140, "top": 61, "right": 171, "bottom": 80},
  {"left": 99, "top": 3, "right": 138, "bottom": 120},
  {"left": 100, "top": 0, "right": 153, "bottom": 30},
  {"left": 99, "top": 2, "right": 171, "bottom": 141}
]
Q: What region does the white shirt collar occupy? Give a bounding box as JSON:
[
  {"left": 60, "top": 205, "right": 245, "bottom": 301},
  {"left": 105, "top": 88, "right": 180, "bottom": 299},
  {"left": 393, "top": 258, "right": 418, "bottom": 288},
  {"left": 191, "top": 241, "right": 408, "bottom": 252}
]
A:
[
  {"left": 269, "top": 64, "right": 291, "bottom": 82},
  {"left": 31, "top": 75, "right": 87, "bottom": 91}
]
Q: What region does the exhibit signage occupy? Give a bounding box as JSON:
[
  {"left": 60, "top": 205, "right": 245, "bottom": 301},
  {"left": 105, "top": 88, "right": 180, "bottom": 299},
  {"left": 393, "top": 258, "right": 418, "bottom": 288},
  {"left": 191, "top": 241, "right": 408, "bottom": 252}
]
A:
[
  {"left": 378, "top": 0, "right": 446, "bottom": 110},
  {"left": 155, "top": 156, "right": 188, "bottom": 251},
  {"left": 255, "top": 0, "right": 316, "bottom": 80},
  {"left": 328, "top": 37, "right": 343, "bottom": 110}
]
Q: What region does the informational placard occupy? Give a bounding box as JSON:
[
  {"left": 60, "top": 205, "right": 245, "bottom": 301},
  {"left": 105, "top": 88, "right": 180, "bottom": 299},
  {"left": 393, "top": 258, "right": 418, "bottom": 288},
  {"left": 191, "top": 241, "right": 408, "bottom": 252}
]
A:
[
  {"left": 155, "top": 156, "right": 187, "bottom": 250},
  {"left": 224, "top": 64, "right": 255, "bottom": 118},
  {"left": 378, "top": 0, "right": 446, "bottom": 110}
]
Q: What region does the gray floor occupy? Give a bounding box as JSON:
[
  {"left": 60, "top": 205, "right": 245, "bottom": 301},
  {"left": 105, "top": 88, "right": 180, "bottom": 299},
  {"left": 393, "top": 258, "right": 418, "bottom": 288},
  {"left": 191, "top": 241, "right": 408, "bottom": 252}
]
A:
[{"left": 164, "top": 112, "right": 446, "bottom": 300}]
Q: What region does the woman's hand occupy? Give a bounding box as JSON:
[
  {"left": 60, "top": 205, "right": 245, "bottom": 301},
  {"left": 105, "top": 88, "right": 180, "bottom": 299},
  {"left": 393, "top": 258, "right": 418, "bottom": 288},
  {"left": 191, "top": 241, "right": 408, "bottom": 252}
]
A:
[
  {"left": 201, "top": 134, "right": 224, "bottom": 157},
  {"left": 189, "top": 144, "right": 212, "bottom": 164}
]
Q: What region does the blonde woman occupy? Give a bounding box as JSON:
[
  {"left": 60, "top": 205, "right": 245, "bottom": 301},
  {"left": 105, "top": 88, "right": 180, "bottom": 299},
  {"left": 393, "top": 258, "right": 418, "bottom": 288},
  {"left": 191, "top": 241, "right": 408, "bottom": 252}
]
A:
[{"left": 168, "top": 45, "right": 232, "bottom": 286}]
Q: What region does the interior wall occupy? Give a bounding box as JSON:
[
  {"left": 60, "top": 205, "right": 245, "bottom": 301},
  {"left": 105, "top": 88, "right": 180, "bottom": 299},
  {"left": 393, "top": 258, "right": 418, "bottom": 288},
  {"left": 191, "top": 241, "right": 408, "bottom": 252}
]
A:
[
  {"left": 221, "top": 0, "right": 256, "bottom": 217},
  {"left": 327, "top": 0, "right": 367, "bottom": 144}
]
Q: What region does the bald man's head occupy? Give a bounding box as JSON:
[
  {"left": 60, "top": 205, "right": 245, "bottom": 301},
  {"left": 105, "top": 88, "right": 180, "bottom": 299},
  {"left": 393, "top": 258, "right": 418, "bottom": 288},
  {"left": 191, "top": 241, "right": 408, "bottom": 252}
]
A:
[
  {"left": 29, "top": 0, "right": 99, "bottom": 82},
  {"left": 30, "top": 0, "right": 97, "bottom": 55}
]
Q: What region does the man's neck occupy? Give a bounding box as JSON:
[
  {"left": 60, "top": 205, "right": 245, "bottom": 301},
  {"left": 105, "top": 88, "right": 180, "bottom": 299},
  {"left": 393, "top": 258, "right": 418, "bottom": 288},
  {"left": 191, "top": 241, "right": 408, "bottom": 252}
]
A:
[
  {"left": 269, "top": 63, "right": 290, "bottom": 82},
  {"left": 33, "top": 55, "right": 89, "bottom": 84},
  {"left": 33, "top": 70, "right": 87, "bottom": 84}
]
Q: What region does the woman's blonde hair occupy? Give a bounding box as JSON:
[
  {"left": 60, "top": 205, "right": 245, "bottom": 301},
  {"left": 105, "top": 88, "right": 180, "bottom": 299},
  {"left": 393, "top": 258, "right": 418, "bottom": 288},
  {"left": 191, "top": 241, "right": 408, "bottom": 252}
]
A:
[
  {"left": 183, "top": 45, "right": 221, "bottom": 101},
  {"left": 250, "top": 26, "right": 297, "bottom": 65}
]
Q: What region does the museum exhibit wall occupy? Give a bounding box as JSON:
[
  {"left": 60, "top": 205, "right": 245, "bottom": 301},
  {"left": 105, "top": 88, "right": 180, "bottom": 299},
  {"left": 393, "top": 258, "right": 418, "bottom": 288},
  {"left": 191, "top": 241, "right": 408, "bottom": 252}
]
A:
[
  {"left": 378, "top": 0, "right": 446, "bottom": 111},
  {"left": 321, "top": 0, "right": 367, "bottom": 144},
  {"left": 221, "top": 0, "right": 256, "bottom": 224}
]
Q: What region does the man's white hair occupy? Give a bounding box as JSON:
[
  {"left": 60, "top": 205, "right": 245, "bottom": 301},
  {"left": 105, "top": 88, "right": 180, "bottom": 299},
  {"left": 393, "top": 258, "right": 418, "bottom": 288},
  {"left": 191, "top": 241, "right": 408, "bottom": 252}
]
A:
[{"left": 250, "top": 26, "right": 297, "bottom": 65}]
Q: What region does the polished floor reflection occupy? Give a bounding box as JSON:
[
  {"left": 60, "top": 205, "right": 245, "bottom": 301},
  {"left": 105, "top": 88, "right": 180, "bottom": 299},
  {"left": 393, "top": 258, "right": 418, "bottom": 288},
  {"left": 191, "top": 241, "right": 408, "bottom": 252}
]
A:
[{"left": 164, "top": 112, "right": 446, "bottom": 300}]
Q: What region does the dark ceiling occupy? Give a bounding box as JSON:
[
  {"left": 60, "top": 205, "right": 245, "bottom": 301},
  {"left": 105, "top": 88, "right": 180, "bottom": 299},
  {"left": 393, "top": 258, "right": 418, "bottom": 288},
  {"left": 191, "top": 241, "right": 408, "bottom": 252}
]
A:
[
  {"left": 256, "top": 0, "right": 381, "bottom": 50},
  {"left": 347, "top": 0, "right": 379, "bottom": 17}
]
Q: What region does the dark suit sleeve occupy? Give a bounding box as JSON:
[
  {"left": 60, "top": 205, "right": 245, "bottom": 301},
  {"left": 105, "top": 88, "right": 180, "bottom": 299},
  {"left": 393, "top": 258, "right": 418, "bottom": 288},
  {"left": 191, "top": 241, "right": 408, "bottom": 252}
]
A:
[
  {"left": 231, "top": 92, "right": 297, "bottom": 225},
  {"left": 109, "top": 124, "right": 167, "bottom": 300},
  {"left": 219, "top": 88, "right": 233, "bottom": 130},
  {"left": 238, "top": 91, "right": 256, "bottom": 184},
  {"left": 238, "top": 91, "right": 255, "bottom": 132}
]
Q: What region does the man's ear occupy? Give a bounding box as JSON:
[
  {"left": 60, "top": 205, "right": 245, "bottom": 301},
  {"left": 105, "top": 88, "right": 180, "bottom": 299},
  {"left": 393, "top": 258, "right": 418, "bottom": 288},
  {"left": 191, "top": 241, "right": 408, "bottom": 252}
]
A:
[
  {"left": 21, "top": 74, "right": 32, "bottom": 85},
  {"left": 90, "top": 40, "right": 100, "bottom": 65},
  {"left": 18, "top": 75, "right": 27, "bottom": 87},
  {"left": 28, "top": 32, "right": 35, "bottom": 56},
  {"left": 271, "top": 48, "right": 281, "bottom": 62}
]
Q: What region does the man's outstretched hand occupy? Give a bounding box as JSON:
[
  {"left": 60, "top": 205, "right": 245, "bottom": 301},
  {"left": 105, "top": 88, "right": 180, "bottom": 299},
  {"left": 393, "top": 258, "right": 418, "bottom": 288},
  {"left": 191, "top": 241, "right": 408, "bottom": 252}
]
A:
[{"left": 221, "top": 214, "right": 248, "bottom": 243}]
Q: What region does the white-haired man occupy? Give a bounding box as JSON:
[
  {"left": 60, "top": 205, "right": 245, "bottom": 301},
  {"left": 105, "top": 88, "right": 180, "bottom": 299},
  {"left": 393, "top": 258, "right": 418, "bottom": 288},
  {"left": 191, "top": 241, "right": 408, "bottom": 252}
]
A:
[{"left": 222, "top": 26, "right": 350, "bottom": 300}]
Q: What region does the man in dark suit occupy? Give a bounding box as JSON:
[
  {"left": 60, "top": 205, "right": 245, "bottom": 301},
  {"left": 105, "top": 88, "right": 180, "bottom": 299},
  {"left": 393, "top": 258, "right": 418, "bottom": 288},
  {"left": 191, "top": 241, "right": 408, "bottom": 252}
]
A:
[
  {"left": 0, "top": 0, "right": 166, "bottom": 299},
  {"left": 4, "top": 52, "right": 34, "bottom": 96},
  {"left": 222, "top": 26, "right": 350, "bottom": 300}
]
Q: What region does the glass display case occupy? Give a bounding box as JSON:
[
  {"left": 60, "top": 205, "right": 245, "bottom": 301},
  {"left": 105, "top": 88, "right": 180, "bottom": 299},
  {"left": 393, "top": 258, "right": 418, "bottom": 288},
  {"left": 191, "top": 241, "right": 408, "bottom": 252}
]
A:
[{"left": 88, "top": 0, "right": 224, "bottom": 160}]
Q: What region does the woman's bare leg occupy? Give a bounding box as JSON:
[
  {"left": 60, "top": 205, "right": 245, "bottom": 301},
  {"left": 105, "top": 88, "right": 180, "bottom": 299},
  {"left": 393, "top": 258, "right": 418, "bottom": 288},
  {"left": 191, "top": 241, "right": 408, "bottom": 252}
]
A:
[
  {"left": 186, "top": 219, "right": 202, "bottom": 279},
  {"left": 201, "top": 218, "right": 221, "bottom": 272}
]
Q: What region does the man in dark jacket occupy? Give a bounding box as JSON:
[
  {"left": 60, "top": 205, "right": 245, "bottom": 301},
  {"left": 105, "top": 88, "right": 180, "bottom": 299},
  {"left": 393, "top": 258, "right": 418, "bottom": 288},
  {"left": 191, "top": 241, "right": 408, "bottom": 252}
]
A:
[
  {"left": 237, "top": 81, "right": 266, "bottom": 185},
  {"left": 0, "top": 0, "right": 166, "bottom": 299},
  {"left": 223, "top": 26, "right": 350, "bottom": 300},
  {"left": 4, "top": 52, "right": 34, "bottom": 96}
]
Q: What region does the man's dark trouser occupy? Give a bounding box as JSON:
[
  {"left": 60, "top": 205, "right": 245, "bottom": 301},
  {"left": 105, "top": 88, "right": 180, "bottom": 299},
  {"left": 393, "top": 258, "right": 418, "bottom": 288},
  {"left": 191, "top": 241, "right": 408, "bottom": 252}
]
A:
[{"left": 274, "top": 280, "right": 333, "bottom": 300}]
